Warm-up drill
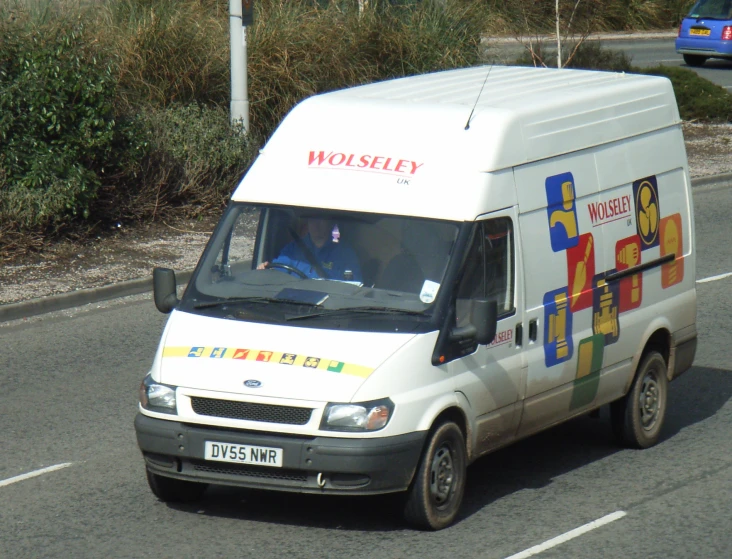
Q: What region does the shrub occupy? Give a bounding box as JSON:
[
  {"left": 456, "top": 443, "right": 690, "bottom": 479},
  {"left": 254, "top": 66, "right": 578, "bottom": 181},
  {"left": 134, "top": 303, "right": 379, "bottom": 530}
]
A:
[
  {"left": 640, "top": 65, "right": 732, "bottom": 122},
  {"left": 514, "top": 39, "right": 633, "bottom": 72},
  {"left": 96, "top": 104, "right": 256, "bottom": 222},
  {"left": 0, "top": 21, "right": 121, "bottom": 230},
  {"left": 100, "top": 0, "right": 230, "bottom": 110}
]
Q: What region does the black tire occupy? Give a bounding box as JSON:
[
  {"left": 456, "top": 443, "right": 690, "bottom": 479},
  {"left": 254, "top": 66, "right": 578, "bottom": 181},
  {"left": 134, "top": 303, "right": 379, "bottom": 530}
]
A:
[
  {"left": 610, "top": 351, "right": 668, "bottom": 449},
  {"left": 403, "top": 421, "right": 467, "bottom": 530},
  {"left": 146, "top": 469, "right": 208, "bottom": 503},
  {"left": 683, "top": 54, "right": 707, "bottom": 67}
]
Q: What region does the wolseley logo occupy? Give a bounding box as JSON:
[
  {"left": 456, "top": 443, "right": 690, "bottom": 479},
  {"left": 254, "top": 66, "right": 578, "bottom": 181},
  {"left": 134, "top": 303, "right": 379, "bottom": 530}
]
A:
[
  {"left": 588, "top": 194, "right": 632, "bottom": 226},
  {"left": 308, "top": 151, "right": 424, "bottom": 175}
]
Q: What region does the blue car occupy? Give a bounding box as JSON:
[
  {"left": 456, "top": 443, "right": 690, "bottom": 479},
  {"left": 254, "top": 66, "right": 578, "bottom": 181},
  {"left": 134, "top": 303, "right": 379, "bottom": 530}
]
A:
[{"left": 676, "top": 0, "right": 732, "bottom": 67}]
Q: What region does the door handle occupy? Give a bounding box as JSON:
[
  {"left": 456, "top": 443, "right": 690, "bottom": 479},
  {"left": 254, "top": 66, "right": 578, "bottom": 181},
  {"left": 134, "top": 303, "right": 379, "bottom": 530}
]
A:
[
  {"left": 529, "top": 319, "right": 538, "bottom": 342},
  {"left": 515, "top": 323, "right": 523, "bottom": 347}
]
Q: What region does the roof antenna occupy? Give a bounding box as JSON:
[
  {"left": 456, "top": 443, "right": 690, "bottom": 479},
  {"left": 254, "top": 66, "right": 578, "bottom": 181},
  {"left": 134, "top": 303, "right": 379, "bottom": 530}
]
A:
[{"left": 464, "top": 64, "right": 494, "bottom": 131}]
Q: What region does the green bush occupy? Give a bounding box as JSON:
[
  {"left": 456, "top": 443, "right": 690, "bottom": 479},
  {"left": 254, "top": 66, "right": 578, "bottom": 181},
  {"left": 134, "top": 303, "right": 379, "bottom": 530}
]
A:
[
  {"left": 640, "top": 65, "right": 732, "bottom": 122},
  {"left": 514, "top": 39, "right": 634, "bottom": 72},
  {"left": 0, "top": 0, "right": 724, "bottom": 257},
  {"left": 248, "top": 0, "right": 488, "bottom": 135},
  {"left": 106, "top": 104, "right": 255, "bottom": 220},
  {"left": 102, "top": 0, "right": 230, "bottom": 110},
  {"left": 0, "top": 22, "right": 121, "bottom": 230}
]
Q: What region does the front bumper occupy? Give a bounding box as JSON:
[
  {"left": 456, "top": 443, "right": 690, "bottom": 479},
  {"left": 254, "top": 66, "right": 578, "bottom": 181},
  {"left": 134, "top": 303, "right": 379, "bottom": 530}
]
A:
[
  {"left": 676, "top": 38, "right": 732, "bottom": 57},
  {"left": 135, "top": 413, "right": 426, "bottom": 495}
]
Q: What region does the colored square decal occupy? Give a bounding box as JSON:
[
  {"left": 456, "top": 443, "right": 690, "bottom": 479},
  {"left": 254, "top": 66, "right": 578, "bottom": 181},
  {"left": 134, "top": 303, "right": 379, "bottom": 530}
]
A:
[
  {"left": 210, "top": 347, "right": 227, "bottom": 359},
  {"left": 543, "top": 287, "right": 574, "bottom": 367},
  {"left": 567, "top": 233, "right": 595, "bottom": 312},
  {"left": 545, "top": 172, "right": 580, "bottom": 252},
  {"left": 304, "top": 357, "right": 320, "bottom": 368},
  {"left": 633, "top": 176, "right": 660, "bottom": 250},
  {"left": 327, "top": 361, "right": 344, "bottom": 373},
  {"left": 615, "top": 235, "right": 643, "bottom": 312},
  {"left": 660, "top": 213, "right": 684, "bottom": 288},
  {"left": 233, "top": 348, "right": 250, "bottom": 360},
  {"left": 570, "top": 334, "right": 605, "bottom": 410},
  {"left": 256, "top": 351, "right": 273, "bottom": 362},
  {"left": 188, "top": 347, "right": 205, "bottom": 358},
  {"left": 592, "top": 274, "right": 620, "bottom": 345},
  {"left": 279, "top": 353, "right": 297, "bottom": 365}
]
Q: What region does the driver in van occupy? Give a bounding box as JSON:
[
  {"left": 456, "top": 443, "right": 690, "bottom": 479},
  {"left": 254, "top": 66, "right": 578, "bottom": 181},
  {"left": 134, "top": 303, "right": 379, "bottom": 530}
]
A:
[{"left": 257, "top": 217, "right": 363, "bottom": 282}]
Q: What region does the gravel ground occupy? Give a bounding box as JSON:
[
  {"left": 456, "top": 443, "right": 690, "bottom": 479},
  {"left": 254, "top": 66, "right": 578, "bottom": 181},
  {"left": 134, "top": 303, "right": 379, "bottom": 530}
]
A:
[{"left": 1, "top": 122, "right": 731, "bottom": 306}]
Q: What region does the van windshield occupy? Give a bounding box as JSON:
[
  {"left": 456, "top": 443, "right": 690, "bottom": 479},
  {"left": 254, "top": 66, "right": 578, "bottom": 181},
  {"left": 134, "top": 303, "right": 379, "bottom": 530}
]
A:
[
  {"left": 180, "top": 203, "right": 461, "bottom": 333},
  {"left": 688, "top": 0, "right": 732, "bottom": 18}
]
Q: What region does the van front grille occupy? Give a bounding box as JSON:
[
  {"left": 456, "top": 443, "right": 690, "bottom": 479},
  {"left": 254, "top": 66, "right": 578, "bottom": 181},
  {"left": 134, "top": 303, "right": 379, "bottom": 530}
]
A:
[
  {"left": 190, "top": 396, "right": 313, "bottom": 425},
  {"left": 191, "top": 460, "right": 307, "bottom": 482}
]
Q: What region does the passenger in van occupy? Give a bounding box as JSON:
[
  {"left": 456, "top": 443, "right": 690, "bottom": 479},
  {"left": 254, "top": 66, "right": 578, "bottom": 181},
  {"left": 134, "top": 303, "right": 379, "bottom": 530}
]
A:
[{"left": 258, "top": 217, "right": 363, "bottom": 282}]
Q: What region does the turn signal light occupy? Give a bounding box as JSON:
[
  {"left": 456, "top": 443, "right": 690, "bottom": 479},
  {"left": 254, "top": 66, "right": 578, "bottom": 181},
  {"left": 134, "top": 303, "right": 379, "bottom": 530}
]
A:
[{"left": 723, "top": 26, "right": 732, "bottom": 41}]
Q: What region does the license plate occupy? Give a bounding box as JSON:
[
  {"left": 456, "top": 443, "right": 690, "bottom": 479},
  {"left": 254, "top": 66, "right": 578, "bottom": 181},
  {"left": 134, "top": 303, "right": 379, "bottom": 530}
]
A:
[
  {"left": 204, "top": 441, "right": 283, "bottom": 467},
  {"left": 690, "top": 28, "right": 711, "bottom": 36}
]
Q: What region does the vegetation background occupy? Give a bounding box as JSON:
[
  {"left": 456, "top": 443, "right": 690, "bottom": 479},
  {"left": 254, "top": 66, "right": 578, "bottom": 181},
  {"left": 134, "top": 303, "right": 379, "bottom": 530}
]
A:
[{"left": 0, "top": 0, "right": 727, "bottom": 259}]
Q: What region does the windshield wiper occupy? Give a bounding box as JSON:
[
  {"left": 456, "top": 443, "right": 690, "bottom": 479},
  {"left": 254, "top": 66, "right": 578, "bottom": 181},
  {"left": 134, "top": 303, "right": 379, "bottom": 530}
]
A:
[
  {"left": 286, "top": 306, "right": 428, "bottom": 321},
  {"left": 194, "top": 296, "right": 321, "bottom": 309}
]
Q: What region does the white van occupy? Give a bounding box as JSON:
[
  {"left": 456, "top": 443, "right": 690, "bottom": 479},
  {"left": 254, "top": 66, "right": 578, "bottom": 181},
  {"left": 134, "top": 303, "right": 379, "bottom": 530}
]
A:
[{"left": 135, "top": 65, "right": 697, "bottom": 530}]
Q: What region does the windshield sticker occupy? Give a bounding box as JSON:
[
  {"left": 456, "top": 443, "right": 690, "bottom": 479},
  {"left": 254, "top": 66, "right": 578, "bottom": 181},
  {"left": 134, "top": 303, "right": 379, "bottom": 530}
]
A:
[
  {"left": 162, "top": 346, "right": 374, "bottom": 378},
  {"left": 419, "top": 280, "right": 440, "bottom": 304},
  {"left": 308, "top": 151, "right": 423, "bottom": 176}
]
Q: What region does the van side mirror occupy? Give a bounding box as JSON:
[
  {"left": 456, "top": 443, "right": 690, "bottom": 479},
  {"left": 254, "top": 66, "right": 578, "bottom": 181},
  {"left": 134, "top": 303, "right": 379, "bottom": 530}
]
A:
[
  {"left": 449, "top": 299, "right": 497, "bottom": 345},
  {"left": 153, "top": 267, "right": 179, "bottom": 314},
  {"left": 472, "top": 299, "right": 498, "bottom": 345}
]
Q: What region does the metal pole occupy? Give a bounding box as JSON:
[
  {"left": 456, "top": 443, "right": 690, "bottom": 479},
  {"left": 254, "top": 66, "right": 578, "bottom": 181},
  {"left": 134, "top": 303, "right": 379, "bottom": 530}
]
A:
[
  {"left": 556, "top": 0, "right": 562, "bottom": 68},
  {"left": 229, "top": 0, "right": 249, "bottom": 131}
]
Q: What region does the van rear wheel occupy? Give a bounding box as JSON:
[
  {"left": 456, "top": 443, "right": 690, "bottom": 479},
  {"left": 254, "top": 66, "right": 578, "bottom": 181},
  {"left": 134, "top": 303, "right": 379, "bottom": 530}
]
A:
[
  {"left": 146, "top": 469, "right": 208, "bottom": 503},
  {"left": 610, "top": 351, "right": 668, "bottom": 449},
  {"left": 403, "top": 421, "right": 466, "bottom": 530}
]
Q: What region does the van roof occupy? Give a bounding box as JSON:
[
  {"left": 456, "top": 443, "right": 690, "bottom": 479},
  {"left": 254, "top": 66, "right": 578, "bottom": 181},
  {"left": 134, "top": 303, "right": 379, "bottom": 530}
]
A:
[
  {"left": 233, "top": 66, "right": 680, "bottom": 217},
  {"left": 320, "top": 65, "right": 679, "bottom": 165}
]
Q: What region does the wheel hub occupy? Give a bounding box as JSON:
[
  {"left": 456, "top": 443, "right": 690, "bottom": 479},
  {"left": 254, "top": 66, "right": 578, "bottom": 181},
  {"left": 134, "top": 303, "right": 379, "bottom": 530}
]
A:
[
  {"left": 639, "top": 372, "right": 661, "bottom": 430},
  {"left": 430, "top": 444, "right": 454, "bottom": 504}
]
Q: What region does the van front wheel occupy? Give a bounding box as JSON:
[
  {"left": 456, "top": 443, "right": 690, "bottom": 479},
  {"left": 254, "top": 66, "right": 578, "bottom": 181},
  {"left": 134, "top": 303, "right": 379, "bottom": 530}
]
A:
[
  {"left": 611, "top": 351, "right": 668, "bottom": 448},
  {"left": 403, "top": 421, "right": 467, "bottom": 530},
  {"left": 146, "top": 469, "right": 208, "bottom": 503}
]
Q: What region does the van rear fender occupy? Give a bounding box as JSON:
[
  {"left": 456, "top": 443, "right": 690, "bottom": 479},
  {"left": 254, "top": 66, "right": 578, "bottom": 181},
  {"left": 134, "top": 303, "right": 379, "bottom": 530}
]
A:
[{"left": 626, "top": 320, "right": 671, "bottom": 393}]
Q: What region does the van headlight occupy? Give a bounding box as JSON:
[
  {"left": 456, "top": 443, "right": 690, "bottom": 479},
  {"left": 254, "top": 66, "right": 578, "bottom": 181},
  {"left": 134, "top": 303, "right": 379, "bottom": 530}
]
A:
[
  {"left": 139, "top": 374, "right": 177, "bottom": 414},
  {"left": 320, "top": 399, "right": 394, "bottom": 432}
]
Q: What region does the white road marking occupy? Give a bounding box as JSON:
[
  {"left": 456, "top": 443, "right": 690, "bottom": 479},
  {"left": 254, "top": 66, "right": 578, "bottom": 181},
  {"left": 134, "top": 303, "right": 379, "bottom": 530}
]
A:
[
  {"left": 0, "top": 463, "right": 73, "bottom": 488},
  {"left": 697, "top": 272, "right": 732, "bottom": 283},
  {"left": 503, "top": 511, "right": 627, "bottom": 559}
]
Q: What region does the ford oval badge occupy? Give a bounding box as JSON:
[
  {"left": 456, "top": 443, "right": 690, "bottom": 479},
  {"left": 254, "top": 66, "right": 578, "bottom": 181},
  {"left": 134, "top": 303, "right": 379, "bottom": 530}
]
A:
[{"left": 244, "top": 379, "right": 262, "bottom": 388}]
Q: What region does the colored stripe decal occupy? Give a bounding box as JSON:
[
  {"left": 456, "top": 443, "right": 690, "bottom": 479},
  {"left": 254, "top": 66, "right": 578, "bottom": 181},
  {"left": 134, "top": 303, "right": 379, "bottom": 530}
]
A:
[{"left": 162, "top": 346, "right": 373, "bottom": 378}]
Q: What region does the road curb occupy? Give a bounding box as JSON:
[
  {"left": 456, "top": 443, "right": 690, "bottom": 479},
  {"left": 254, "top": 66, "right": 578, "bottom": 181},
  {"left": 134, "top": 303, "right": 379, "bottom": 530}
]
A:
[
  {"left": 1, "top": 172, "right": 731, "bottom": 323},
  {"left": 691, "top": 172, "right": 732, "bottom": 188},
  {"left": 0, "top": 271, "right": 192, "bottom": 323},
  {"left": 484, "top": 30, "right": 678, "bottom": 45}
]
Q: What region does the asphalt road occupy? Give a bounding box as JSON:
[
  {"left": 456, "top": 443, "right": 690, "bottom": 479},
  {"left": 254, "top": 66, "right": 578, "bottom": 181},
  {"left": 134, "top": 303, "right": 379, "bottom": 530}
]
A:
[
  {"left": 488, "top": 35, "right": 732, "bottom": 91},
  {"left": 607, "top": 38, "right": 732, "bottom": 90},
  {"left": 1, "top": 185, "right": 731, "bottom": 559}
]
